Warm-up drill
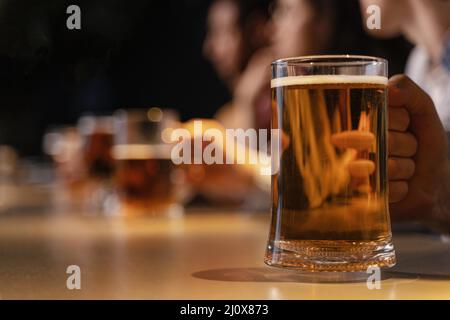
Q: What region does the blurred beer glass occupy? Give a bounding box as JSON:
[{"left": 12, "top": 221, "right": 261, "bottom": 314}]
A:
[
  {"left": 112, "top": 108, "right": 185, "bottom": 217},
  {"left": 43, "top": 126, "right": 85, "bottom": 186},
  {"left": 78, "top": 115, "right": 115, "bottom": 180},
  {"left": 77, "top": 114, "right": 116, "bottom": 213},
  {"left": 43, "top": 126, "right": 87, "bottom": 210},
  {"left": 265, "top": 55, "right": 395, "bottom": 271},
  {"left": 0, "top": 145, "right": 18, "bottom": 211}
]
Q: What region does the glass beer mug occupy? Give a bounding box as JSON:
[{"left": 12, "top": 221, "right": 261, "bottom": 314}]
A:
[
  {"left": 112, "top": 108, "right": 185, "bottom": 217},
  {"left": 265, "top": 55, "right": 396, "bottom": 271}
]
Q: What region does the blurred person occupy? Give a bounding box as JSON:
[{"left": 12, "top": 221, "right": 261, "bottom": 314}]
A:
[
  {"left": 185, "top": 0, "right": 273, "bottom": 207},
  {"left": 271, "top": 0, "right": 361, "bottom": 58},
  {"left": 196, "top": 0, "right": 411, "bottom": 207},
  {"left": 360, "top": 0, "right": 450, "bottom": 130},
  {"left": 224, "top": 0, "right": 450, "bottom": 233},
  {"left": 203, "top": 0, "right": 273, "bottom": 131},
  {"left": 233, "top": 0, "right": 411, "bottom": 130},
  {"left": 358, "top": 0, "right": 450, "bottom": 232},
  {"left": 262, "top": 0, "right": 450, "bottom": 232},
  {"left": 203, "top": 0, "right": 272, "bottom": 93}
]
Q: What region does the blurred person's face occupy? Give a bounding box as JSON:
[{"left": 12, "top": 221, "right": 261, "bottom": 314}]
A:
[
  {"left": 271, "top": 0, "right": 328, "bottom": 58},
  {"left": 359, "top": 0, "right": 407, "bottom": 37},
  {"left": 203, "top": 0, "right": 243, "bottom": 86}
]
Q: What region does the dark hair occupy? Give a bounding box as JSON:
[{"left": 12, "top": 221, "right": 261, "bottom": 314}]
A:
[
  {"left": 212, "top": 0, "right": 273, "bottom": 71},
  {"left": 234, "top": 0, "right": 272, "bottom": 25}
]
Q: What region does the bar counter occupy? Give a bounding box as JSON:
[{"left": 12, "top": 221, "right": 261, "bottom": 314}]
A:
[{"left": 0, "top": 186, "right": 449, "bottom": 299}]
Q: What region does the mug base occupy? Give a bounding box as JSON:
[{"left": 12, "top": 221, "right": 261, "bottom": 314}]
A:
[{"left": 265, "top": 238, "right": 396, "bottom": 272}]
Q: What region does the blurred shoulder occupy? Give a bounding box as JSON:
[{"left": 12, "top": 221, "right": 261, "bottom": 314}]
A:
[{"left": 405, "top": 46, "right": 429, "bottom": 85}]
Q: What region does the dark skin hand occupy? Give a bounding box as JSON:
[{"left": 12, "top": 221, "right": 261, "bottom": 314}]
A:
[{"left": 387, "top": 75, "right": 450, "bottom": 231}]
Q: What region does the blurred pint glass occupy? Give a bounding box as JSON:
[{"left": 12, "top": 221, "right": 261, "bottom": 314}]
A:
[
  {"left": 112, "top": 108, "right": 183, "bottom": 217},
  {"left": 78, "top": 115, "right": 115, "bottom": 179},
  {"left": 265, "top": 56, "right": 396, "bottom": 271}
]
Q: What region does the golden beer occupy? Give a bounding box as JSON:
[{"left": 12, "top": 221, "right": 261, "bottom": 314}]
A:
[
  {"left": 113, "top": 144, "right": 175, "bottom": 215},
  {"left": 265, "top": 56, "right": 395, "bottom": 272},
  {"left": 84, "top": 132, "right": 115, "bottom": 178},
  {"left": 78, "top": 115, "right": 115, "bottom": 179}
]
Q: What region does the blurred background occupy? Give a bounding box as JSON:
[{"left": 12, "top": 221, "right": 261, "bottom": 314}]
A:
[
  {"left": 2, "top": 0, "right": 450, "bottom": 300},
  {"left": 0, "top": 0, "right": 412, "bottom": 157}
]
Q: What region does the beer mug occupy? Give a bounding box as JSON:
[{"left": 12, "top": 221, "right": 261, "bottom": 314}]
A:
[
  {"left": 265, "top": 55, "right": 395, "bottom": 271},
  {"left": 112, "top": 108, "right": 185, "bottom": 217},
  {"left": 78, "top": 114, "right": 115, "bottom": 180}
]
